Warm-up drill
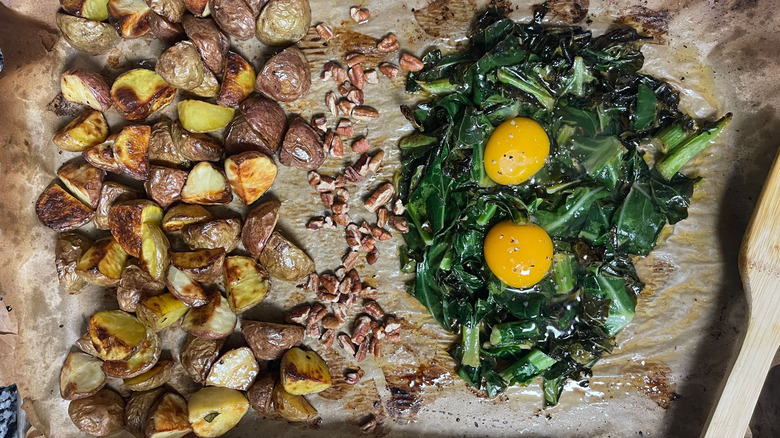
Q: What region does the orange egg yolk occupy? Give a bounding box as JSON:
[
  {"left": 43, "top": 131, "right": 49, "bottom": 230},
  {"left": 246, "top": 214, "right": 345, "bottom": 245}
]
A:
[
  {"left": 483, "top": 221, "right": 553, "bottom": 288},
  {"left": 484, "top": 117, "right": 550, "bottom": 185}
]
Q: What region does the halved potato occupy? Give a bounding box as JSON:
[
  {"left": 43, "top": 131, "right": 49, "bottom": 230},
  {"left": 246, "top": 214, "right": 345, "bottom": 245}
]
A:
[
  {"left": 180, "top": 335, "right": 225, "bottom": 384},
  {"left": 56, "top": 13, "right": 120, "bottom": 55},
  {"left": 181, "top": 162, "right": 233, "bottom": 205},
  {"left": 83, "top": 135, "right": 122, "bottom": 174},
  {"left": 218, "top": 51, "right": 255, "bottom": 107},
  {"left": 76, "top": 332, "right": 101, "bottom": 357},
  {"left": 181, "top": 15, "right": 228, "bottom": 73},
  {"left": 53, "top": 109, "right": 109, "bottom": 152},
  {"left": 241, "top": 200, "right": 280, "bottom": 259},
  {"left": 113, "top": 124, "right": 151, "bottom": 180},
  {"left": 111, "top": 69, "right": 176, "bottom": 121},
  {"left": 182, "top": 218, "right": 242, "bottom": 252},
  {"left": 146, "top": 0, "right": 187, "bottom": 22},
  {"left": 190, "top": 67, "right": 221, "bottom": 98},
  {"left": 225, "top": 256, "right": 270, "bottom": 314},
  {"left": 145, "top": 391, "right": 192, "bottom": 438},
  {"left": 60, "top": 352, "right": 106, "bottom": 400},
  {"left": 145, "top": 166, "right": 188, "bottom": 208},
  {"left": 124, "top": 359, "right": 175, "bottom": 391},
  {"left": 57, "top": 157, "right": 105, "bottom": 209},
  {"left": 149, "top": 12, "right": 186, "bottom": 43},
  {"left": 155, "top": 40, "right": 205, "bottom": 90},
  {"left": 117, "top": 264, "right": 165, "bottom": 312},
  {"left": 68, "top": 389, "right": 125, "bottom": 436},
  {"left": 61, "top": 0, "right": 111, "bottom": 21},
  {"left": 61, "top": 68, "right": 112, "bottom": 112},
  {"left": 259, "top": 231, "right": 315, "bottom": 282},
  {"left": 242, "top": 321, "right": 302, "bottom": 361},
  {"left": 170, "top": 120, "right": 223, "bottom": 162},
  {"left": 149, "top": 117, "right": 188, "bottom": 167},
  {"left": 75, "top": 236, "right": 129, "bottom": 287},
  {"left": 205, "top": 347, "right": 259, "bottom": 391},
  {"left": 166, "top": 265, "right": 209, "bottom": 307},
  {"left": 137, "top": 292, "right": 189, "bottom": 332},
  {"left": 224, "top": 152, "right": 276, "bottom": 205},
  {"left": 102, "top": 327, "right": 161, "bottom": 378},
  {"left": 272, "top": 382, "right": 317, "bottom": 422},
  {"left": 188, "top": 387, "right": 249, "bottom": 438},
  {"left": 239, "top": 96, "right": 286, "bottom": 153},
  {"left": 108, "top": 0, "right": 151, "bottom": 38},
  {"left": 55, "top": 232, "right": 92, "bottom": 295},
  {"left": 36, "top": 183, "right": 94, "bottom": 231},
  {"left": 126, "top": 388, "right": 165, "bottom": 437},
  {"left": 95, "top": 181, "right": 137, "bottom": 230},
  {"left": 108, "top": 199, "right": 163, "bottom": 258},
  {"left": 140, "top": 223, "right": 170, "bottom": 281},
  {"left": 246, "top": 373, "right": 276, "bottom": 415},
  {"left": 178, "top": 100, "right": 235, "bottom": 133},
  {"left": 89, "top": 310, "right": 148, "bottom": 361},
  {"left": 181, "top": 293, "right": 237, "bottom": 339},
  {"left": 212, "top": 0, "right": 255, "bottom": 40},
  {"left": 280, "top": 347, "right": 331, "bottom": 395},
  {"left": 170, "top": 248, "right": 225, "bottom": 283},
  {"left": 162, "top": 204, "right": 212, "bottom": 232}
]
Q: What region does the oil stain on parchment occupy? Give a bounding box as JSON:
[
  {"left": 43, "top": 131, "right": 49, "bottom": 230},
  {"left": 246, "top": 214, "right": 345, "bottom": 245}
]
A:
[
  {"left": 618, "top": 6, "right": 671, "bottom": 44},
  {"left": 414, "top": 0, "right": 477, "bottom": 38},
  {"left": 545, "top": 0, "right": 591, "bottom": 24}
]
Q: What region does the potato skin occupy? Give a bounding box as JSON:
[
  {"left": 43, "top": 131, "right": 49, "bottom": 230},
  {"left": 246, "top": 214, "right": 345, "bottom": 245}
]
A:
[
  {"left": 218, "top": 51, "right": 256, "bottom": 107},
  {"left": 56, "top": 13, "right": 120, "bottom": 55},
  {"left": 170, "top": 248, "right": 225, "bottom": 283},
  {"left": 247, "top": 372, "right": 277, "bottom": 415},
  {"left": 148, "top": 117, "right": 189, "bottom": 167},
  {"left": 171, "top": 120, "right": 224, "bottom": 162},
  {"left": 36, "top": 183, "right": 94, "bottom": 232},
  {"left": 255, "top": 46, "right": 311, "bottom": 102},
  {"left": 182, "top": 218, "right": 242, "bottom": 252},
  {"left": 117, "top": 264, "right": 165, "bottom": 312},
  {"left": 279, "top": 117, "right": 324, "bottom": 171},
  {"left": 242, "top": 320, "right": 303, "bottom": 360},
  {"left": 224, "top": 113, "right": 273, "bottom": 156},
  {"left": 213, "top": 0, "right": 256, "bottom": 40},
  {"left": 148, "top": 11, "right": 185, "bottom": 43},
  {"left": 155, "top": 41, "right": 205, "bottom": 90},
  {"left": 180, "top": 335, "right": 225, "bottom": 384},
  {"left": 56, "top": 232, "right": 92, "bottom": 295},
  {"left": 241, "top": 200, "right": 280, "bottom": 258},
  {"left": 239, "top": 96, "right": 286, "bottom": 153},
  {"left": 108, "top": 0, "right": 152, "bottom": 38},
  {"left": 259, "top": 231, "right": 315, "bottom": 282},
  {"left": 146, "top": 0, "right": 187, "bottom": 22},
  {"left": 125, "top": 388, "right": 165, "bottom": 436},
  {"left": 95, "top": 182, "right": 137, "bottom": 230},
  {"left": 61, "top": 68, "right": 112, "bottom": 112},
  {"left": 255, "top": 0, "right": 311, "bottom": 46},
  {"left": 68, "top": 389, "right": 126, "bottom": 437},
  {"left": 182, "top": 15, "right": 230, "bottom": 74},
  {"left": 144, "top": 166, "right": 188, "bottom": 208}
]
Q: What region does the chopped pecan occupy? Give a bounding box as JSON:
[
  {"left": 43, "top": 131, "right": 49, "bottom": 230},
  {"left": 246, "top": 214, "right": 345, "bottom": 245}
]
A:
[
  {"left": 368, "top": 150, "right": 384, "bottom": 173},
  {"left": 358, "top": 221, "right": 372, "bottom": 235},
  {"left": 392, "top": 198, "right": 406, "bottom": 215},
  {"left": 286, "top": 304, "right": 312, "bottom": 325},
  {"left": 385, "top": 331, "right": 401, "bottom": 343},
  {"left": 344, "top": 166, "right": 362, "bottom": 182},
  {"left": 321, "top": 329, "right": 335, "bottom": 349},
  {"left": 346, "top": 225, "right": 361, "bottom": 250},
  {"left": 324, "top": 61, "right": 346, "bottom": 84},
  {"left": 361, "top": 235, "right": 375, "bottom": 252},
  {"left": 335, "top": 175, "right": 348, "bottom": 188},
  {"left": 378, "top": 62, "right": 399, "bottom": 79},
  {"left": 317, "top": 289, "right": 339, "bottom": 303},
  {"left": 363, "top": 300, "right": 385, "bottom": 319},
  {"left": 338, "top": 81, "right": 355, "bottom": 96},
  {"left": 336, "top": 188, "right": 350, "bottom": 201},
  {"left": 346, "top": 89, "right": 364, "bottom": 105},
  {"left": 335, "top": 266, "right": 346, "bottom": 280},
  {"left": 325, "top": 91, "right": 338, "bottom": 116},
  {"left": 369, "top": 337, "right": 382, "bottom": 358},
  {"left": 356, "top": 337, "right": 369, "bottom": 362},
  {"left": 310, "top": 303, "right": 327, "bottom": 322},
  {"left": 306, "top": 273, "right": 320, "bottom": 292},
  {"left": 366, "top": 248, "right": 379, "bottom": 265},
  {"left": 352, "top": 137, "right": 370, "bottom": 154},
  {"left": 350, "top": 6, "right": 370, "bottom": 24},
  {"left": 322, "top": 315, "right": 341, "bottom": 330},
  {"left": 349, "top": 64, "right": 365, "bottom": 90},
  {"left": 324, "top": 215, "right": 335, "bottom": 227},
  {"left": 341, "top": 290, "right": 357, "bottom": 307},
  {"left": 307, "top": 216, "right": 327, "bottom": 230},
  {"left": 345, "top": 371, "right": 360, "bottom": 384},
  {"left": 364, "top": 69, "right": 379, "bottom": 85},
  {"left": 321, "top": 191, "right": 335, "bottom": 208},
  {"left": 334, "top": 213, "right": 351, "bottom": 227},
  {"left": 351, "top": 105, "right": 379, "bottom": 121},
  {"left": 360, "top": 286, "right": 377, "bottom": 300},
  {"left": 372, "top": 225, "right": 392, "bottom": 241},
  {"left": 342, "top": 249, "right": 359, "bottom": 269},
  {"left": 377, "top": 207, "right": 389, "bottom": 228},
  {"left": 316, "top": 23, "right": 334, "bottom": 41},
  {"left": 338, "top": 333, "right": 356, "bottom": 355},
  {"left": 374, "top": 325, "right": 385, "bottom": 340},
  {"left": 336, "top": 119, "right": 354, "bottom": 137},
  {"left": 320, "top": 274, "right": 339, "bottom": 294},
  {"left": 384, "top": 316, "right": 400, "bottom": 333},
  {"left": 315, "top": 176, "right": 338, "bottom": 192},
  {"left": 376, "top": 33, "right": 399, "bottom": 53},
  {"left": 306, "top": 318, "right": 321, "bottom": 338},
  {"left": 390, "top": 215, "right": 409, "bottom": 233},
  {"left": 338, "top": 275, "right": 352, "bottom": 295},
  {"left": 353, "top": 154, "right": 371, "bottom": 177},
  {"left": 364, "top": 183, "right": 395, "bottom": 212},
  {"left": 332, "top": 202, "right": 349, "bottom": 215},
  {"left": 338, "top": 99, "right": 356, "bottom": 117},
  {"left": 329, "top": 132, "right": 344, "bottom": 157},
  {"left": 308, "top": 171, "right": 321, "bottom": 187},
  {"left": 332, "top": 302, "right": 348, "bottom": 322},
  {"left": 360, "top": 415, "right": 377, "bottom": 434},
  {"left": 311, "top": 114, "right": 327, "bottom": 133},
  {"left": 351, "top": 315, "right": 372, "bottom": 345},
  {"left": 346, "top": 52, "right": 366, "bottom": 67},
  {"left": 400, "top": 53, "right": 424, "bottom": 72}
]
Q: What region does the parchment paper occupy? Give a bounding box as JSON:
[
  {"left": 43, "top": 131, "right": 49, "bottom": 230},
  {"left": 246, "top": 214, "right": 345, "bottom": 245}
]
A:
[{"left": 1, "top": 0, "right": 780, "bottom": 436}]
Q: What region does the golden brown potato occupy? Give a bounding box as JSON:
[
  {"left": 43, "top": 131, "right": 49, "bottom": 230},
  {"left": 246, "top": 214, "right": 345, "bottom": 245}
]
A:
[
  {"left": 156, "top": 41, "right": 205, "bottom": 91},
  {"left": 108, "top": 0, "right": 152, "bottom": 38},
  {"left": 224, "top": 151, "right": 276, "bottom": 205},
  {"left": 57, "top": 158, "right": 105, "bottom": 210},
  {"left": 162, "top": 204, "right": 212, "bottom": 232},
  {"left": 102, "top": 327, "right": 161, "bottom": 378},
  {"left": 181, "top": 162, "right": 233, "bottom": 205},
  {"left": 242, "top": 320, "right": 302, "bottom": 361},
  {"left": 166, "top": 265, "right": 209, "bottom": 307},
  {"left": 68, "top": 389, "right": 125, "bottom": 436},
  {"left": 213, "top": 0, "right": 255, "bottom": 40},
  {"left": 53, "top": 109, "right": 109, "bottom": 152},
  {"left": 113, "top": 124, "right": 151, "bottom": 180},
  {"left": 60, "top": 352, "right": 106, "bottom": 400},
  {"left": 280, "top": 347, "right": 331, "bottom": 395},
  {"left": 140, "top": 222, "right": 170, "bottom": 281},
  {"left": 246, "top": 372, "right": 276, "bottom": 415},
  {"left": 56, "top": 13, "right": 120, "bottom": 55},
  {"left": 188, "top": 387, "right": 249, "bottom": 437},
  {"left": 117, "top": 264, "right": 165, "bottom": 313},
  {"left": 55, "top": 232, "right": 92, "bottom": 294},
  {"left": 145, "top": 166, "right": 188, "bottom": 208},
  {"left": 239, "top": 96, "right": 286, "bottom": 153},
  {"left": 184, "top": 0, "right": 211, "bottom": 17},
  {"left": 111, "top": 69, "right": 176, "bottom": 122},
  {"left": 108, "top": 199, "right": 163, "bottom": 258},
  {"left": 137, "top": 292, "right": 189, "bottom": 331},
  {"left": 241, "top": 200, "right": 280, "bottom": 258},
  {"left": 223, "top": 112, "right": 274, "bottom": 156},
  {"left": 89, "top": 310, "right": 148, "bottom": 361},
  {"left": 75, "top": 236, "right": 129, "bottom": 286},
  {"left": 170, "top": 248, "right": 225, "bottom": 283},
  {"left": 145, "top": 0, "right": 186, "bottom": 22},
  {"left": 95, "top": 181, "right": 138, "bottom": 230},
  {"left": 255, "top": 46, "right": 311, "bottom": 102},
  {"left": 125, "top": 388, "right": 165, "bottom": 437},
  {"left": 259, "top": 231, "right": 315, "bottom": 282},
  {"left": 180, "top": 335, "right": 225, "bottom": 384},
  {"left": 61, "top": 68, "right": 112, "bottom": 112},
  {"left": 279, "top": 117, "right": 324, "bottom": 171},
  {"left": 177, "top": 100, "right": 235, "bottom": 133},
  {"left": 149, "top": 117, "right": 189, "bottom": 167},
  {"left": 190, "top": 66, "right": 221, "bottom": 98},
  {"left": 124, "top": 359, "right": 175, "bottom": 391},
  {"left": 182, "top": 15, "right": 229, "bottom": 73},
  {"left": 36, "top": 183, "right": 94, "bottom": 231},
  {"left": 255, "top": 0, "right": 310, "bottom": 46},
  {"left": 148, "top": 12, "right": 185, "bottom": 43},
  {"left": 83, "top": 135, "right": 122, "bottom": 174},
  {"left": 182, "top": 218, "right": 242, "bottom": 252},
  {"left": 205, "top": 347, "right": 259, "bottom": 391},
  {"left": 224, "top": 256, "right": 270, "bottom": 313},
  {"left": 272, "top": 382, "right": 317, "bottom": 422},
  {"left": 218, "top": 51, "right": 255, "bottom": 106},
  {"left": 170, "top": 120, "right": 224, "bottom": 162},
  {"left": 145, "top": 391, "right": 192, "bottom": 438},
  {"left": 181, "top": 293, "right": 237, "bottom": 339},
  {"left": 61, "top": 0, "right": 111, "bottom": 21}
]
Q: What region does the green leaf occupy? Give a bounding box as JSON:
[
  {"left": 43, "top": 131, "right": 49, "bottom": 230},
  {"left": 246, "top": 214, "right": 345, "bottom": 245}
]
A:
[
  {"left": 570, "top": 136, "right": 628, "bottom": 189},
  {"left": 612, "top": 179, "right": 667, "bottom": 255}
]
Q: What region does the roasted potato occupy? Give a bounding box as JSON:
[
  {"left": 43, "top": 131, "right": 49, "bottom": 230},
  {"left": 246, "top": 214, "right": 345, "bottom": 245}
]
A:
[
  {"left": 223, "top": 112, "right": 273, "bottom": 156},
  {"left": 145, "top": 0, "right": 186, "bottom": 22},
  {"left": 242, "top": 321, "right": 302, "bottom": 361},
  {"left": 245, "top": 0, "right": 267, "bottom": 16},
  {"left": 55, "top": 231, "right": 92, "bottom": 294},
  {"left": 170, "top": 120, "right": 224, "bottom": 161},
  {"left": 61, "top": 68, "right": 112, "bottom": 112},
  {"left": 108, "top": 199, "right": 163, "bottom": 258},
  {"left": 184, "top": 0, "right": 211, "bottom": 17},
  {"left": 178, "top": 99, "right": 235, "bottom": 133},
  {"left": 171, "top": 248, "right": 225, "bottom": 283},
  {"left": 156, "top": 41, "right": 205, "bottom": 91},
  {"left": 272, "top": 382, "right": 317, "bottom": 422},
  {"left": 95, "top": 181, "right": 137, "bottom": 230},
  {"left": 259, "top": 231, "right": 314, "bottom": 282},
  {"left": 280, "top": 347, "right": 331, "bottom": 395},
  {"left": 145, "top": 391, "right": 192, "bottom": 438},
  {"left": 83, "top": 135, "right": 122, "bottom": 174},
  {"left": 125, "top": 388, "right": 165, "bottom": 437},
  {"left": 246, "top": 372, "right": 276, "bottom": 415},
  {"left": 111, "top": 68, "right": 176, "bottom": 121},
  {"left": 145, "top": 166, "right": 188, "bottom": 208},
  {"left": 167, "top": 265, "right": 209, "bottom": 307},
  {"left": 102, "top": 327, "right": 161, "bottom": 378},
  {"left": 53, "top": 109, "right": 109, "bottom": 152},
  {"left": 89, "top": 310, "right": 148, "bottom": 361},
  {"left": 205, "top": 347, "right": 259, "bottom": 391},
  {"left": 117, "top": 264, "right": 165, "bottom": 313},
  {"left": 188, "top": 387, "right": 249, "bottom": 438},
  {"left": 279, "top": 117, "right": 324, "bottom": 171},
  {"left": 190, "top": 66, "right": 221, "bottom": 98},
  {"left": 181, "top": 293, "right": 237, "bottom": 339},
  {"left": 76, "top": 332, "right": 101, "bottom": 357},
  {"left": 113, "top": 124, "right": 151, "bottom": 179},
  {"left": 182, "top": 15, "right": 229, "bottom": 73},
  {"left": 182, "top": 218, "right": 242, "bottom": 252},
  {"left": 255, "top": 0, "right": 310, "bottom": 46},
  {"left": 36, "top": 183, "right": 94, "bottom": 231},
  {"left": 241, "top": 199, "right": 280, "bottom": 258},
  {"left": 212, "top": 0, "right": 255, "bottom": 40},
  {"left": 56, "top": 13, "right": 120, "bottom": 55},
  {"left": 224, "top": 151, "right": 276, "bottom": 205},
  {"left": 108, "top": 0, "right": 151, "bottom": 38},
  {"left": 180, "top": 335, "right": 225, "bottom": 384},
  {"left": 75, "top": 236, "right": 129, "bottom": 286},
  {"left": 124, "top": 359, "right": 175, "bottom": 391},
  {"left": 60, "top": 352, "right": 106, "bottom": 400},
  {"left": 149, "top": 117, "right": 189, "bottom": 167},
  {"left": 68, "top": 389, "right": 125, "bottom": 437},
  {"left": 61, "top": 0, "right": 111, "bottom": 21},
  {"left": 255, "top": 46, "right": 311, "bottom": 102},
  {"left": 137, "top": 292, "right": 189, "bottom": 331},
  {"left": 218, "top": 51, "right": 255, "bottom": 106},
  {"left": 140, "top": 222, "right": 170, "bottom": 281},
  {"left": 148, "top": 11, "right": 185, "bottom": 43},
  {"left": 57, "top": 158, "right": 105, "bottom": 210},
  {"left": 162, "top": 204, "right": 212, "bottom": 232},
  {"left": 224, "top": 256, "right": 270, "bottom": 313},
  {"left": 239, "top": 96, "right": 286, "bottom": 153},
  {"left": 181, "top": 162, "right": 233, "bottom": 205}
]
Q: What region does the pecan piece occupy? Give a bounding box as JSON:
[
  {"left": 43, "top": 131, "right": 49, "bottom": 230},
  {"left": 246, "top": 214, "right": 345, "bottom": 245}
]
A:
[
  {"left": 352, "top": 137, "right": 370, "bottom": 154},
  {"left": 360, "top": 286, "right": 377, "bottom": 300},
  {"left": 308, "top": 171, "right": 321, "bottom": 187},
  {"left": 346, "top": 89, "right": 364, "bottom": 105},
  {"left": 351, "top": 315, "right": 372, "bottom": 345},
  {"left": 336, "top": 119, "right": 354, "bottom": 137},
  {"left": 321, "top": 328, "right": 335, "bottom": 349},
  {"left": 338, "top": 333, "right": 356, "bottom": 355},
  {"left": 316, "top": 23, "right": 334, "bottom": 41},
  {"left": 369, "top": 337, "right": 382, "bottom": 358},
  {"left": 321, "top": 191, "right": 335, "bottom": 208},
  {"left": 344, "top": 166, "right": 362, "bottom": 182},
  {"left": 400, "top": 53, "right": 424, "bottom": 72},
  {"left": 332, "top": 201, "right": 349, "bottom": 215},
  {"left": 364, "top": 69, "right": 379, "bottom": 85},
  {"left": 322, "top": 315, "right": 341, "bottom": 330},
  {"left": 363, "top": 300, "right": 385, "bottom": 319},
  {"left": 334, "top": 213, "right": 351, "bottom": 227},
  {"left": 346, "top": 53, "right": 366, "bottom": 67},
  {"left": 351, "top": 106, "right": 379, "bottom": 121},
  {"left": 361, "top": 235, "right": 375, "bottom": 253},
  {"left": 368, "top": 150, "right": 384, "bottom": 173},
  {"left": 286, "top": 304, "right": 312, "bottom": 325},
  {"left": 377, "top": 207, "right": 389, "bottom": 228},
  {"left": 378, "top": 62, "right": 399, "bottom": 79},
  {"left": 366, "top": 248, "right": 379, "bottom": 265},
  {"left": 325, "top": 91, "right": 338, "bottom": 116},
  {"left": 364, "top": 183, "right": 395, "bottom": 212},
  {"left": 348, "top": 64, "right": 365, "bottom": 90},
  {"left": 307, "top": 216, "right": 327, "bottom": 230},
  {"left": 350, "top": 6, "right": 370, "bottom": 24},
  {"left": 392, "top": 198, "right": 406, "bottom": 215},
  {"left": 372, "top": 225, "right": 393, "bottom": 241},
  {"left": 356, "top": 337, "right": 369, "bottom": 362},
  {"left": 338, "top": 99, "right": 356, "bottom": 117},
  {"left": 311, "top": 114, "right": 327, "bottom": 133},
  {"left": 376, "top": 33, "right": 399, "bottom": 53},
  {"left": 390, "top": 215, "right": 409, "bottom": 233},
  {"left": 342, "top": 249, "right": 359, "bottom": 269}
]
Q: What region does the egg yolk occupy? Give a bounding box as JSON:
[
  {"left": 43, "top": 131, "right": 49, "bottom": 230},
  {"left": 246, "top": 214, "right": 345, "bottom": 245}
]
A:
[
  {"left": 484, "top": 221, "right": 553, "bottom": 288},
  {"left": 484, "top": 117, "right": 549, "bottom": 185}
]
